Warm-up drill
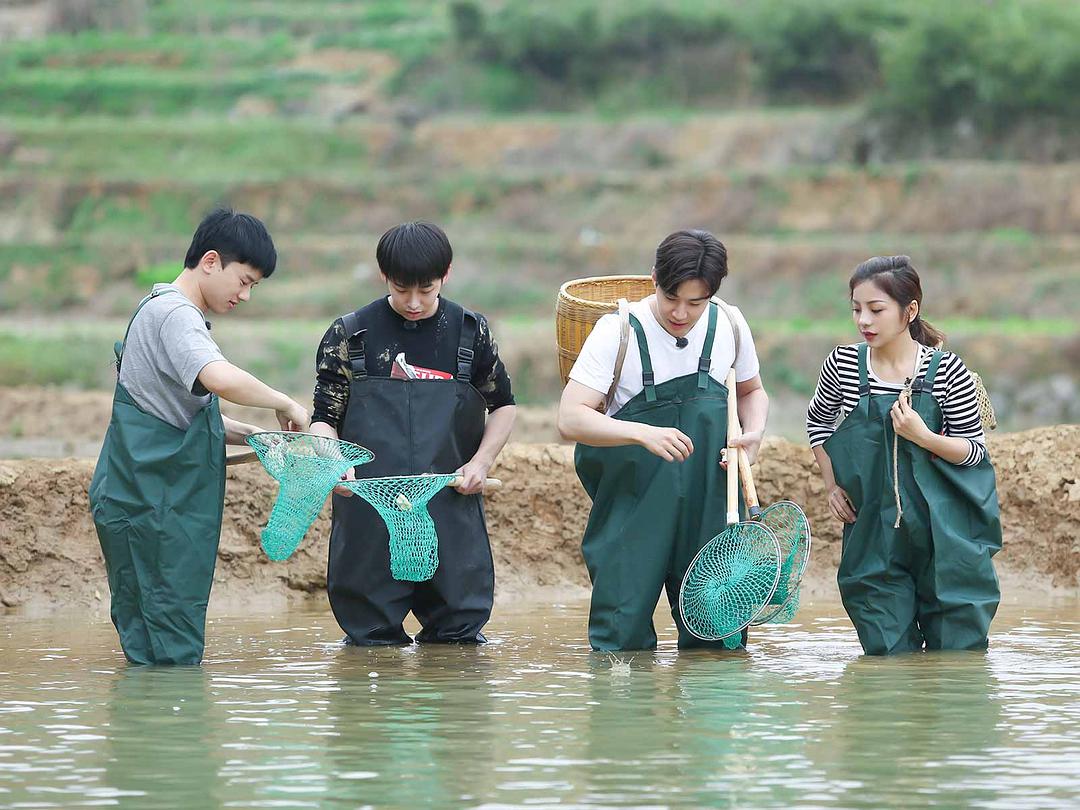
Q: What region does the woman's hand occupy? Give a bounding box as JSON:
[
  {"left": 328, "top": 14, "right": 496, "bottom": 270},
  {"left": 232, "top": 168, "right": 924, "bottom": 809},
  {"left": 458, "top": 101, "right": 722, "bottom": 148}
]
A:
[
  {"left": 890, "top": 390, "right": 932, "bottom": 445},
  {"left": 829, "top": 485, "right": 857, "bottom": 523}
]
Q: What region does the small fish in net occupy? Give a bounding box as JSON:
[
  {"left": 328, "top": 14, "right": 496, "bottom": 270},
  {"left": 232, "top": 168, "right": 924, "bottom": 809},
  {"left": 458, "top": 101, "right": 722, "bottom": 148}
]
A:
[
  {"left": 751, "top": 500, "right": 812, "bottom": 625},
  {"left": 246, "top": 431, "right": 374, "bottom": 561},
  {"left": 679, "top": 522, "right": 781, "bottom": 642},
  {"left": 342, "top": 473, "right": 459, "bottom": 582}
]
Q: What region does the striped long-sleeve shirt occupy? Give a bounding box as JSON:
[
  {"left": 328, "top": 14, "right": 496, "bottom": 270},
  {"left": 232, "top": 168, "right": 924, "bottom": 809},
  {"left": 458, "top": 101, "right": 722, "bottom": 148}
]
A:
[{"left": 806, "top": 344, "right": 986, "bottom": 466}]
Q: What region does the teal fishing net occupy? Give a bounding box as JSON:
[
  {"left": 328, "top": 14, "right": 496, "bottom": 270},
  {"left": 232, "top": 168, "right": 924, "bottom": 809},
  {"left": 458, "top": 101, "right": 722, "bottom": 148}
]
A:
[
  {"left": 679, "top": 522, "right": 781, "bottom": 642},
  {"left": 752, "top": 501, "right": 812, "bottom": 626},
  {"left": 342, "top": 473, "right": 457, "bottom": 582},
  {"left": 246, "top": 432, "right": 374, "bottom": 561}
]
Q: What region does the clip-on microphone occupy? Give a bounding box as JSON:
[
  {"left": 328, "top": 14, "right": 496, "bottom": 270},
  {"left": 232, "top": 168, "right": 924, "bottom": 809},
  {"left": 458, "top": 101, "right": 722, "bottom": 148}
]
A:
[{"left": 675, "top": 336, "right": 689, "bottom": 349}]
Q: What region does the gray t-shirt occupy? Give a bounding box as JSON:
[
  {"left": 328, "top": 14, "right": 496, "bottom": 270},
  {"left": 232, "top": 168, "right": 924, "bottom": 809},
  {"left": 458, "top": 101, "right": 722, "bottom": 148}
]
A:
[{"left": 118, "top": 284, "right": 225, "bottom": 430}]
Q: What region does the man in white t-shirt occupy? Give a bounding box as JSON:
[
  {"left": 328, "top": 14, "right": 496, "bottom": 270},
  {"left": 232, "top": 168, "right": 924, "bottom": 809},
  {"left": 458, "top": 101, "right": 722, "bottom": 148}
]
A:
[{"left": 558, "top": 229, "right": 769, "bottom": 651}]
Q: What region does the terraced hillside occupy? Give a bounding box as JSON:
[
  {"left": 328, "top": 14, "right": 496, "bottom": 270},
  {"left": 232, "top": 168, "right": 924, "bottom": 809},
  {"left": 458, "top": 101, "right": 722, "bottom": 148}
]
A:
[{"left": 1, "top": 0, "right": 1077, "bottom": 436}]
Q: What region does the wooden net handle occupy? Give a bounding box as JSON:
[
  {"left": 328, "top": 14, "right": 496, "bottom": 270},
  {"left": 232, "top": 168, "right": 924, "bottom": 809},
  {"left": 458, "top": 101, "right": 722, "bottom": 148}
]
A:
[
  {"left": 226, "top": 450, "right": 259, "bottom": 467},
  {"left": 736, "top": 428, "right": 761, "bottom": 517},
  {"left": 447, "top": 476, "right": 502, "bottom": 491},
  {"left": 726, "top": 369, "right": 740, "bottom": 524}
]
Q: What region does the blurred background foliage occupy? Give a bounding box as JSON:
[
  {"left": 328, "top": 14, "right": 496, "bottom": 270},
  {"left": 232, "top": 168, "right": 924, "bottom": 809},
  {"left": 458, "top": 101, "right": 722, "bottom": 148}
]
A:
[{"left": 0, "top": 0, "right": 1077, "bottom": 435}]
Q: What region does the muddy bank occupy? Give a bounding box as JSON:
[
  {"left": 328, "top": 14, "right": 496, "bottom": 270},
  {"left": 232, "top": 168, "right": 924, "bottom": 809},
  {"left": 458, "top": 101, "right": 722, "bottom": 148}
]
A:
[{"left": 1, "top": 427, "right": 1077, "bottom": 615}]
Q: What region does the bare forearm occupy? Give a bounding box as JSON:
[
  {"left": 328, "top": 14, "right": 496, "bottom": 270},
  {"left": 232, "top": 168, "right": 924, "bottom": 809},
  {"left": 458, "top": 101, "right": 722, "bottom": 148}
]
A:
[
  {"left": 915, "top": 432, "right": 973, "bottom": 465},
  {"left": 308, "top": 421, "right": 340, "bottom": 441},
  {"left": 737, "top": 386, "right": 769, "bottom": 435},
  {"left": 199, "top": 361, "right": 292, "bottom": 412},
  {"left": 558, "top": 403, "right": 642, "bottom": 448},
  {"left": 811, "top": 445, "right": 839, "bottom": 491},
  {"left": 221, "top": 415, "right": 261, "bottom": 446},
  {"left": 471, "top": 405, "right": 516, "bottom": 466}
]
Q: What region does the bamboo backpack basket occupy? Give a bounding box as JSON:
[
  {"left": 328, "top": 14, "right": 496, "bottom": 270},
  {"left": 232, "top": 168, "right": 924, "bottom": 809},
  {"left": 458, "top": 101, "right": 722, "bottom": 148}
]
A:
[
  {"left": 556, "top": 274, "right": 745, "bottom": 411},
  {"left": 556, "top": 275, "right": 656, "bottom": 386}
]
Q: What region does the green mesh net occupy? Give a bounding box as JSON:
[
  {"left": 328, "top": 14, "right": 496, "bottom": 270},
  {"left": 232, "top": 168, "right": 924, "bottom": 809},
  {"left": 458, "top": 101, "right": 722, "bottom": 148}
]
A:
[
  {"left": 769, "top": 589, "right": 801, "bottom": 625},
  {"left": 246, "top": 431, "right": 374, "bottom": 561},
  {"left": 679, "top": 522, "right": 781, "bottom": 642},
  {"left": 341, "top": 473, "right": 457, "bottom": 582},
  {"left": 752, "top": 501, "right": 812, "bottom": 626}
]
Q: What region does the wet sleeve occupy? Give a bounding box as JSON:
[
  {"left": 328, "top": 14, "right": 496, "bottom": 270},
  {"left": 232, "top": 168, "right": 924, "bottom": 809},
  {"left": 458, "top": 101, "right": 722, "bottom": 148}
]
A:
[
  {"left": 939, "top": 354, "right": 987, "bottom": 467},
  {"left": 471, "top": 315, "right": 516, "bottom": 413},
  {"left": 567, "top": 313, "right": 620, "bottom": 395},
  {"left": 312, "top": 319, "right": 352, "bottom": 432},
  {"left": 730, "top": 305, "right": 761, "bottom": 383},
  {"left": 807, "top": 348, "right": 845, "bottom": 448},
  {"left": 158, "top": 304, "right": 225, "bottom": 394}
]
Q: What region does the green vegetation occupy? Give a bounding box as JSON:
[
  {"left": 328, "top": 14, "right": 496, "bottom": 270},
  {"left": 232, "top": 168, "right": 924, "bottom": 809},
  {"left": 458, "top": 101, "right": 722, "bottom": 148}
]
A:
[
  {"left": 0, "top": 0, "right": 1075, "bottom": 127},
  {"left": 0, "top": 0, "right": 1075, "bottom": 428}
]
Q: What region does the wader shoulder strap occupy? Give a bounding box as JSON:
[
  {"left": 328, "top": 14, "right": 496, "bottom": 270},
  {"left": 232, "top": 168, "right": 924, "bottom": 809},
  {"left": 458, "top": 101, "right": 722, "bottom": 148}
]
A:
[
  {"left": 912, "top": 349, "right": 945, "bottom": 406},
  {"left": 340, "top": 311, "right": 368, "bottom": 379},
  {"left": 857, "top": 342, "right": 871, "bottom": 415},
  {"left": 698, "top": 302, "right": 719, "bottom": 389},
  {"left": 457, "top": 308, "right": 477, "bottom": 381},
  {"left": 627, "top": 313, "right": 657, "bottom": 403},
  {"left": 115, "top": 287, "right": 183, "bottom": 373},
  {"left": 602, "top": 299, "right": 632, "bottom": 410}
]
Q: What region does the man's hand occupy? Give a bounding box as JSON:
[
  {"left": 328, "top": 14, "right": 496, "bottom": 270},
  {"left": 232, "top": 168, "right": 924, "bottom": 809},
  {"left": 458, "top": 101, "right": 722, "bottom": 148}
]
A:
[
  {"left": 454, "top": 457, "right": 492, "bottom": 495},
  {"left": 635, "top": 424, "right": 694, "bottom": 462},
  {"left": 276, "top": 399, "right": 310, "bottom": 433},
  {"left": 332, "top": 466, "right": 355, "bottom": 497},
  {"left": 729, "top": 429, "right": 763, "bottom": 466}
]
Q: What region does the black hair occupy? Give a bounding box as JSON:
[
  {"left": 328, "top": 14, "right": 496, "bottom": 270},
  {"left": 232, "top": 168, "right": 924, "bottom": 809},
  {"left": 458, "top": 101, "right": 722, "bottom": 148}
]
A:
[
  {"left": 654, "top": 229, "right": 728, "bottom": 297},
  {"left": 375, "top": 221, "right": 453, "bottom": 286},
  {"left": 849, "top": 255, "right": 946, "bottom": 348},
  {"left": 183, "top": 208, "right": 277, "bottom": 277}
]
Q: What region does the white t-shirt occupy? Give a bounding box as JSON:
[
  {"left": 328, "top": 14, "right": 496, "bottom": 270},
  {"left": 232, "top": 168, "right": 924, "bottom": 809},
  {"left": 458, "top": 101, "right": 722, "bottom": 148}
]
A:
[{"left": 569, "top": 297, "right": 760, "bottom": 415}]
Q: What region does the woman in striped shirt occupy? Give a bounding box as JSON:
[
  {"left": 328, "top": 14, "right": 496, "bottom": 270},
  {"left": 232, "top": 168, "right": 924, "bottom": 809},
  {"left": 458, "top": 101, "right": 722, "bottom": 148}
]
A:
[{"left": 807, "top": 256, "right": 1002, "bottom": 655}]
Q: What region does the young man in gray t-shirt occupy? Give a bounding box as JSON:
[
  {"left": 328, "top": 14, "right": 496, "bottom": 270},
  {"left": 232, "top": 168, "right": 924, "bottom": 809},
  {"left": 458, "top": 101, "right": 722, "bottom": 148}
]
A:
[{"left": 90, "top": 208, "right": 310, "bottom": 666}]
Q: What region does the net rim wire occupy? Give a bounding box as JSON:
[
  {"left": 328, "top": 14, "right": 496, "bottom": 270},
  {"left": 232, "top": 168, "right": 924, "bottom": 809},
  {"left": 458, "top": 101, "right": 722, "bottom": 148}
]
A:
[
  {"left": 244, "top": 431, "right": 375, "bottom": 474},
  {"left": 678, "top": 522, "right": 782, "bottom": 642},
  {"left": 750, "top": 500, "right": 813, "bottom": 626},
  {"left": 243, "top": 431, "right": 375, "bottom": 562},
  {"left": 340, "top": 473, "right": 459, "bottom": 583},
  {"left": 340, "top": 472, "right": 459, "bottom": 492}
]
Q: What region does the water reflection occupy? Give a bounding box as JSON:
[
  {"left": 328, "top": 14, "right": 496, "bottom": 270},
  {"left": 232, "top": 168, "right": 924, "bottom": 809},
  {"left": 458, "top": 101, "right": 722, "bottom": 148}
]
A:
[
  {"left": 102, "top": 667, "right": 219, "bottom": 806},
  {"left": 322, "top": 642, "right": 500, "bottom": 807},
  {"left": 811, "top": 652, "right": 1004, "bottom": 807},
  {"left": 0, "top": 603, "right": 1078, "bottom": 809}
]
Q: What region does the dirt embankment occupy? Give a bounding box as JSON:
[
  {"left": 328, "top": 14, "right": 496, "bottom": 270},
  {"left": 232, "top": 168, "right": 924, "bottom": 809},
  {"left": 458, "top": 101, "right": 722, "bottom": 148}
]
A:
[{"left": 1, "top": 427, "right": 1077, "bottom": 614}]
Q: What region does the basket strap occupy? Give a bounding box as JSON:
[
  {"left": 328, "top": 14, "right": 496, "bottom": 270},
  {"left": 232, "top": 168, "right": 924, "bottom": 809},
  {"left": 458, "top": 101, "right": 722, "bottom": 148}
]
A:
[
  {"left": 711, "top": 296, "right": 741, "bottom": 367},
  {"left": 603, "top": 298, "right": 631, "bottom": 411}
]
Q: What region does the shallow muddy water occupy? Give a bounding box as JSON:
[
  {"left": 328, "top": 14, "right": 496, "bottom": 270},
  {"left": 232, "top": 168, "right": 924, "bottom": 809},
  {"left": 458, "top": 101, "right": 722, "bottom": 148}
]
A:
[{"left": 1, "top": 599, "right": 1078, "bottom": 808}]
